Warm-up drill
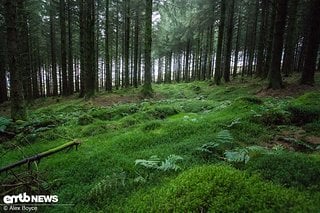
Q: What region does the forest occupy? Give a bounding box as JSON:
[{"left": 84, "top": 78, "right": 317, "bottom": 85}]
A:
[{"left": 0, "top": 0, "right": 320, "bottom": 212}]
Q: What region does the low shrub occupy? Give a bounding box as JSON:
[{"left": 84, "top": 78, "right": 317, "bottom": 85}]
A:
[
  {"left": 124, "top": 165, "right": 317, "bottom": 212},
  {"left": 246, "top": 152, "right": 320, "bottom": 190}
]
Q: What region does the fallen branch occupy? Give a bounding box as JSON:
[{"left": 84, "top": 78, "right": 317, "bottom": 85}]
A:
[{"left": 0, "top": 140, "right": 81, "bottom": 174}]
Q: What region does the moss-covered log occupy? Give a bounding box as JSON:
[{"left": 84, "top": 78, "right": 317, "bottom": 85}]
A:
[{"left": 0, "top": 140, "right": 81, "bottom": 173}]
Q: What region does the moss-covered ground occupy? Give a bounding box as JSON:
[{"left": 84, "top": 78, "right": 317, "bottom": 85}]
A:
[{"left": 1, "top": 77, "right": 320, "bottom": 212}]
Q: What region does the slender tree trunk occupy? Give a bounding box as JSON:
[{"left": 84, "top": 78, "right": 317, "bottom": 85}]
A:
[
  {"left": 105, "top": 0, "right": 112, "bottom": 91},
  {"left": 79, "top": 0, "right": 85, "bottom": 97},
  {"left": 133, "top": 8, "right": 139, "bottom": 88},
  {"left": 264, "top": 0, "right": 276, "bottom": 79},
  {"left": 5, "top": 0, "right": 26, "bottom": 120},
  {"left": 247, "top": 0, "right": 259, "bottom": 76},
  {"left": 17, "top": 0, "right": 32, "bottom": 101},
  {"left": 233, "top": 11, "right": 241, "bottom": 78},
  {"left": 0, "top": 25, "right": 7, "bottom": 103},
  {"left": 268, "top": 0, "right": 288, "bottom": 89},
  {"left": 84, "top": 0, "right": 95, "bottom": 98},
  {"left": 124, "top": 0, "right": 130, "bottom": 88},
  {"left": 143, "top": 0, "right": 153, "bottom": 96},
  {"left": 67, "top": 0, "right": 74, "bottom": 95},
  {"left": 214, "top": 0, "right": 226, "bottom": 85},
  {"left": 60, "top": 0, "right": 68, "bottom": 96},
  {"left": 223, "top": 0, "right": 235, "bottom": 83},
  {"left": 50, "top": 0, "right": 58, "bottom": 96},
  {"left": 185, "top": 39, "right": 191, "bottom": 82},
  {"left": 256, "top": 0, "right": 268, "bottom": 77}
]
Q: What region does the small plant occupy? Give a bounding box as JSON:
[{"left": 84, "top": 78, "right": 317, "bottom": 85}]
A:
[
  {"left": 89, "top": 172, "right": 127, "bottom": 202},
  {"left": 0, "top": 117, "right": 12, "bottom": 132},
  {"left": 225, "top": 149, "right": 250, "bottom": 164},
  {"left": 196, "top": 130, "right": 234, "bottom": 155},
  {"left": 135, "top": 155, "right": 183, "bottom": 171}
]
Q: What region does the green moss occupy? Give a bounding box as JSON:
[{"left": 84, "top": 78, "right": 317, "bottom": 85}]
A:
[
  {"left": 256, "top": 110, "right": 291, "bottom": 125},
  {"left": 236, "top": 96, "right": 263, "bottom": 105},
  {"left": 287, "top": 105, "right": 320, "bottom": 125},
  {"left": 288, "top": 92, "right": 320, "bottom": 125},
  {"left": 246, "top": 153, "right": 320, "bottom": 190},
  {"left": 78, "top": 114, "right": 94, "bottom": 126},
  {"left": 148, "top": 105, "right": 179, "bottom": 119},
  {"left": 303, "top": 120, "right": 320, "bottom": 135},
  {"left": 124, "top": 165, "right": 317, "bottom": 212},
  {"left": 142, "top": 120, "right": 162, "bottom": 131}
]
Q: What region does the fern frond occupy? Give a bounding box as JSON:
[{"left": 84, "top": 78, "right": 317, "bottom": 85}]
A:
[{"left": 215, "top": 130, "right": 233, "bottom": 144}]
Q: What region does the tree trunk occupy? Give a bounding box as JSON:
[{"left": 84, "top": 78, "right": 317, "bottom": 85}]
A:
[
  {"left": 60, "top": 0, "right": 68, "bottom": 96},
  {"left": 214, "top": 0, "right": 226, "bottom": 85},
  {"left": 67, "top": 0, "right": 74, "bottom": 95},
  {"left": 223, "top": 0, "right": 235, "bottom": 83},
  {"left": 256, "top": 0, "right": 268, "bottom": 77},
  {"left": 143, "top": 0, "right": 153, "bottom": 96},
  {"left": 0, "top": 26, "right": 7, "bottom": 103},
  {"left": 268, "top": 0, "right": 288, "bottom": 89},
  {"left": 105, "top": 0, "right": 112, "bottom": 91},
  {"left": 50, "top": 0, "right": 58, "bottom": 96},
  {"left": 233, "top": 10, "right": 241, "bottom": 78},
  {"left": 5, "top": 0, "right": 26, "bottom": 120},
  {"left": 124, "top": 0, "right": 130, "bottom": 88},
  {"left": 84, "top": 0, "right": 95, "bottom": 98},
  {"left": 133, "top": 8, "right": 139, "bottom": 88},
  {"left": 282, "top": 0, "right": 299, "bottom": 77},
  {"left": 300, "top": 0, "right": 320, "bottom": 85}
]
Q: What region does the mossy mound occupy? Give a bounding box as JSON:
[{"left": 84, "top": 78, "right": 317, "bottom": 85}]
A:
[
  {"left": 246, "top": 153, "right": 320, "bottom": 190},
  {"left": 124, "top": 165, "right": 317, "bottom": 212}
]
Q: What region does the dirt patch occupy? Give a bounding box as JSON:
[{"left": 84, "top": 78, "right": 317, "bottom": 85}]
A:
[
  {"left": 256, "top": 83, "right": 319, "bottom": 98},
  {"left": 305, "top": 136, "right": 320, "bottom": 145},
  {"left": 269, "top": 126, "right": 319, "bottom": 151}
]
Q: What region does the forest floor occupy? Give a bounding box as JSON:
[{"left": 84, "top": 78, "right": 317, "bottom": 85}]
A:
[{"left": 1, "top": 74, "right": 320, "bottom": 212}]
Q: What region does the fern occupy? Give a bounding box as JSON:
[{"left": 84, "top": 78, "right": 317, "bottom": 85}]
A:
[
  {"left": 225, "top": 149, "right": 250, "bottom": 164},
  {"left": 215, "top": 130, "right": 233, "bottom": 144},
  {"left": 0, "top": 117, "right": 12, "bottom": 132},
  {"left": 89, "top": 172, "right": 126, "bottom": 201},
  {"left": 158, "top": 155, "right": 183, "bottom": 171},
  {"left": 135, "top": 155, "right": 183, "bottom": 171},
  {"left": 196, "top": 130, "right": 233, "bottom": 154},
  {"left": 135, "top": 155, "right": 161, "bottom": 169}
]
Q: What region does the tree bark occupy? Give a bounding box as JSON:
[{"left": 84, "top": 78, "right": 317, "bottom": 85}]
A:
[
  {"left": 105, "top": 0, "right": 112, "bottom": 91},
  {"left": 223, "top": 0, "right": 235, "bottom": 83},
  {"left": 50, "top": 0, "right": 58, "bottom": 96},
  {"left": 143, "top": 0, "right": 153, "bottom": 96},
  {"left": 5, "top": 0, "right": 26, "bottom": 120},
  {"left": 268, "top": 0, "right": 288, "bottom": 89},
  {"left": 60, "top": 0, "right": 68, "bottom": 96},
  {"left": 282, "top": 0, "right": 299, "bottom": 77},
  {"left": 300, "top": 0, "right": 320, "bottom": 85},
  {"left": 214, "top": 0, "right": 226, "bottom": 85},
  {"left": 67, "top": 0, "right": 74, "bottom": 95}
]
